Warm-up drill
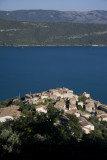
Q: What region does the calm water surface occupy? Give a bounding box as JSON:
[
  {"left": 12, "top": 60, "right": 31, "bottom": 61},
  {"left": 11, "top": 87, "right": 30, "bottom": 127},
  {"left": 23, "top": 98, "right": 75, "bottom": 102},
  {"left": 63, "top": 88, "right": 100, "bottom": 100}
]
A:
[{"left": 0, "top": 46, "right": 107, "bottom": 104}]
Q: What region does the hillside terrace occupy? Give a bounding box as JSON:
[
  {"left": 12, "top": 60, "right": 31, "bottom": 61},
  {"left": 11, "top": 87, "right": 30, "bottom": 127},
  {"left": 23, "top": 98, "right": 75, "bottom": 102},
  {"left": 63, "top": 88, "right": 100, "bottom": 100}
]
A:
[
  {"left": 24, "top": 88, "right": 107, "bottom": 118},
  {"left": 1, "top": 88, "right": 107, "bottom": 134}
]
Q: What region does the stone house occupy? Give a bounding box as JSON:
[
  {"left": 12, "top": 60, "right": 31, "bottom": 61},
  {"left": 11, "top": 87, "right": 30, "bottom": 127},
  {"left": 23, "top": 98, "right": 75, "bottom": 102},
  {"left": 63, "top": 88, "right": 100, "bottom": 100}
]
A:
[
  {"left": 74, "top": 112, "right": 80, "bottom": 118},
  {"left": 33, "top": 99, "right": 45, "bottom": 105},
  {"left": 54, "top": 100, "right": 66, "bottom": 111},
  {"left": 85, "top": 99, "right": 92, "bottom": 104},
  {"left": 25, "top": 94, "right": 32, "bottom": 100},
  {"left": 0, "top": 105, "right": 21, "bottom": 122},
  {"left": 77, "top": 110, "right": 91, "bottom": 118},
  {"left": 49, "top": 89, "right": 63, "bottom": 98},
  {"left": 82, "top": 92, "right": 90, "bottom": 98},
  {"left": 35, "top": 105, "right": 47, "bottom": 113},
  {"left": 94, "top": 100, "right": 101, "bottom": 108},
  {"left": 77, "top": 101, "right": 84, "bottom": 108},
  {"left": 79, "top": 117, "right": 94, "bottom": 134},
  {"left": 65, "top": 110, "right": 80, "bottom": 117},
  {"left": 69, "top": 97, "right": 77, "bottom": 105},
  {"left": 69, "top": 104, "right": 77, "bottom": 111},
  {"left": 62, "top": 90, "right": 73, "bottom": 99},
  {"left": 73, "top": 95, "right": 79, "bottom": 101},
  {"left": 41, "top": 95, "right": 49, "bottom": 99},
  {"left": 100, "top": 115, "right": 107, "bottom": 121},
  {"left": 25, "top": 93, "right": 41, "bottom": 105},
  {"left": 96, "top": 110, "right": 107, "bottom": 121},
  {"left": 84, "top": 102, "right": 95, "bottom": 113},
  {"left": 49, "top": 95, "right": 57, "bottom": 100},
  {"left": 30, "top": 97, "right": 39, "bottom": 104},
  {"left": 41, "top": 91, "right": 51, "bottom": 99},
  {"left": 49, "top": 88, "right": 74, "bottom": 99},
  {"left": 96, "top": 110, "right": 106, "bottom": 117},
  {"left": 0, "top": 116, "right": 13, "bottom": 122},
  {"left": 52, "top": 91, "right": 63, "bottom": 98},
  {"left": 98, "top": 105, "right": 107, "bottom": 113},
  {"left": 65, "top": 110, "right": 76, "bottom": 115}
]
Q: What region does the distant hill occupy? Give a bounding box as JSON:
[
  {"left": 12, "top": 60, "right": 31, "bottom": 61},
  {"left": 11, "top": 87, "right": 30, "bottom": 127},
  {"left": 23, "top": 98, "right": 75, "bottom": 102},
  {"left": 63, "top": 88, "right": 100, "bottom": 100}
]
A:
[
  {"left": 0, "top": 19, "right": 107, "bottom": 46},
  {"left": 0, "top": 9, "right": 107, "bottom": 24}
]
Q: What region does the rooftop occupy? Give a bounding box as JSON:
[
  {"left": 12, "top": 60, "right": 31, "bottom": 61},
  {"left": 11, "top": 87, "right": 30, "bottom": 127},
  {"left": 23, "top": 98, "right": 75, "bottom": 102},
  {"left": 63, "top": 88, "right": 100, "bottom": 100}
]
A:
[
  {"left": 79, "top": 117, "right": 94, "bottom": 127},
  {"left": 0, "top": 105, "right": 20, "bottom": 118}
]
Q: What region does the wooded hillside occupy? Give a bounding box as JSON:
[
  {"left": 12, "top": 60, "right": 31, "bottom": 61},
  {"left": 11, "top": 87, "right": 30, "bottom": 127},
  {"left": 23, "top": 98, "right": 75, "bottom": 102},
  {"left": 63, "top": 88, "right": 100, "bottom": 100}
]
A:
[{"left": 0, "top": 19, "right": 107, "bottom": 46}]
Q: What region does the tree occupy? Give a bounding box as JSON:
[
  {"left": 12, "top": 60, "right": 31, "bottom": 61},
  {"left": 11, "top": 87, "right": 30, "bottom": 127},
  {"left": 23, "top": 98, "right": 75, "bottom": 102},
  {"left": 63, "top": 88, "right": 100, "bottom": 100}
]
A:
[
  {"left": 66, "top": 114, "right": 83, "bottom": 138},
  {"left": 79, "top": 96, "right": 88, "bottom": 103},
  {"left": 78, "top": 105, "right": 84, "bottom": 111},
  {"left": 0, "top": 98, "right": 13, "bottom": 108},
  {"left": 47, "top": 104, "right": 60, "bottom": 123},
  {"left": 0, "top": 129, "right": 21, "bottom": 154}
]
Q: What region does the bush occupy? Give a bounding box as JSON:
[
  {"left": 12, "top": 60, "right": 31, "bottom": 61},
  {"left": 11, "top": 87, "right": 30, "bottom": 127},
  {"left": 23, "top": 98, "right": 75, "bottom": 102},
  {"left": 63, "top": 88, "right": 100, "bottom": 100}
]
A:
[
  {"left": 78, "top": 105, "right": 84, "bottom": 111},
  {"left": 0, "top": 99, "right": 13, "bottom": 108},
  {"left": 79, "top": 96, "right": 88, "bottom": 103}
]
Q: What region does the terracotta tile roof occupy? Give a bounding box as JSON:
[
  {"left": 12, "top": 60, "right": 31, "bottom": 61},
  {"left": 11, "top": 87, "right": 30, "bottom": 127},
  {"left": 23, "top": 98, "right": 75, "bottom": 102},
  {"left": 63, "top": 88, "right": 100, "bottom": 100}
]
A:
[
  {"left": 0, "top": 105, "right": 20, "bottom": 118},
  {"left": 96, "top": 110, "right": 106, "bottom": 116},
  {"left": 25, "top": 94, "right": 32, "bottom": 98},
  {"left": 69, "top": 104, "right": 77, "bottom": 109},
  {"left": 65, "top": 110, "right": 76, "bottom": 114},
  {"left": 79, "top": 117, "right": 93, "bottom": 127},
  {"left": 36, "top": 105, "right": 47, "bottom": 109},
  {"left": 101, "top": 115, "right": 107, "bottom": 118},
  {"left": 54, "top": 101, "right": 66, "bottom": 109}
]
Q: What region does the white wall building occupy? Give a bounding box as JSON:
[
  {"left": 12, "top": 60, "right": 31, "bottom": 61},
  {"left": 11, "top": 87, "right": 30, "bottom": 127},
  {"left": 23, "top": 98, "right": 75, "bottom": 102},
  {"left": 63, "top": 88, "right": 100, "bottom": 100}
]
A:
[
  {"left": 36, "top": 105, "right": 47, "bottom": 113},
  {"left": 0, "top": 116, "right": 13, "bottom": 122},
  {"left": 79, "top": 117, "right": 94, "bottom": 134}
]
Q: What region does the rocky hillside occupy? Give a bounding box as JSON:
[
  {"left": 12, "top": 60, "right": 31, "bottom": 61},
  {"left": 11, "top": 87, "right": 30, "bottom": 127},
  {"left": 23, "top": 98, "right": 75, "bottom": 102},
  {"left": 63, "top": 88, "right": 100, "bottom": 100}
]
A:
[{"left": 0, "top": 9, "right": 107, "bottom": 24}]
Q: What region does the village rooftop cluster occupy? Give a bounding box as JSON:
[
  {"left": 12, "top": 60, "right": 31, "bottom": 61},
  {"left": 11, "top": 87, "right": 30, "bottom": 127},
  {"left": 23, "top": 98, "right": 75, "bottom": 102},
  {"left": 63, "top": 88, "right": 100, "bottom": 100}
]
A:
[{"left": 0, "top": 88, "right": 107, "bottom": 134}]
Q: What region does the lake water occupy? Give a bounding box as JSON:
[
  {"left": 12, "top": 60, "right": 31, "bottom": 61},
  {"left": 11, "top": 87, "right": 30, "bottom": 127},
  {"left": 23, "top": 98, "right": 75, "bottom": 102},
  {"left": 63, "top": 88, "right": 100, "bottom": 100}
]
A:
[{"left": 0, "top": 46, "right": 107, "bottom": 104}]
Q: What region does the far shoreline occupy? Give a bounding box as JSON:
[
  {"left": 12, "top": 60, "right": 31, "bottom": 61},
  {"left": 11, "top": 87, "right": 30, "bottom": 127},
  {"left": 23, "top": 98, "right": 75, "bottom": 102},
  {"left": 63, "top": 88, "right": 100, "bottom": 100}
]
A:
[{"left": 0, "top": 44, "right": 107, "bottom": 47}]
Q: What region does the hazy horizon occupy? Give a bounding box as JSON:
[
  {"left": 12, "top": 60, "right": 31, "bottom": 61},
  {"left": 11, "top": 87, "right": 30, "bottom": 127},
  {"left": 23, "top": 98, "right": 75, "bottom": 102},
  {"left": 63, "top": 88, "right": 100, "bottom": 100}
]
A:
[
  {"left": 0, "top": 8, "right": 107, "bottom": 12},
  {"left": 0, "top": 0, "right": 107, "bottom": 12}
]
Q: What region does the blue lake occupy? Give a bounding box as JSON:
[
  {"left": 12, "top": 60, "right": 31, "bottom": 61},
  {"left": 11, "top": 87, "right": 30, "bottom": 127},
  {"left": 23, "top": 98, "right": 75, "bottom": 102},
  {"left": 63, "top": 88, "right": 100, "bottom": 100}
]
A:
[{"left": 0, "top": 46, "right": 107, "bottom": 104}]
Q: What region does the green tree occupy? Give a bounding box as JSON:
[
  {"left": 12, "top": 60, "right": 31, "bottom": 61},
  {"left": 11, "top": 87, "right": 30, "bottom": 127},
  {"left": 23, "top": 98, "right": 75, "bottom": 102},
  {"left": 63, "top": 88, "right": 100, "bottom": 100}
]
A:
[
  {"left": 79, "top": 96, "right": 88, "bottom": 103},
  {"left": 66, "top": 114, "right": 83, "bottom": 138},
  {"left": 0, "top": 129, "right": 21, "bottom": 154},
  {"left": 47, "top": 104, "right": 60, "bottom": 123},
  {"left": 78, "top": 105, "right": 84, "bottom": 111},
  {"left": 0, "top": 98, "right": 13, "bottom": 108}
]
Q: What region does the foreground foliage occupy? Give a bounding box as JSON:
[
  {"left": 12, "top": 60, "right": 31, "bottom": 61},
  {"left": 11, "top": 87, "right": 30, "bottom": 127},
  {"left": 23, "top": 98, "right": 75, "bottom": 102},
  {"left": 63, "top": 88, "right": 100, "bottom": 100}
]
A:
[{"left": 0, "top": 108, "right": 107, "bottom": 160}]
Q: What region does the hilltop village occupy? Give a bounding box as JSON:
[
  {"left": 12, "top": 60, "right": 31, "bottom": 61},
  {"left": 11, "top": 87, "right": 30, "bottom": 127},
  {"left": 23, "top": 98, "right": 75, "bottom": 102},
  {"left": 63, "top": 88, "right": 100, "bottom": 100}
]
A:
[{"left": 0, "top": 88, "right": 107, "bottom": 134}]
